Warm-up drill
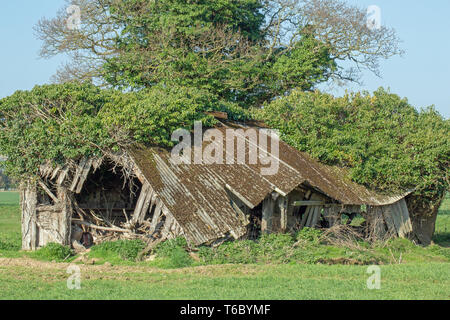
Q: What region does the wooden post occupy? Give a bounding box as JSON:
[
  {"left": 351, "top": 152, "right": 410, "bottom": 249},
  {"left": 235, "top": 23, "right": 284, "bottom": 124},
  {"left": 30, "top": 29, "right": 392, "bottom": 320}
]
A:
[
  {"left": 262, "top": 193, "right": 277, "bottom": 234},
  {"left": 278, "top": 196, "right": 288, "bottom": 232},
  {"left": 21, "top": 182, "right": 37, "bottom": 251},
  {"left": 58, "top": 187, "right": 73, "bottom": 246}
]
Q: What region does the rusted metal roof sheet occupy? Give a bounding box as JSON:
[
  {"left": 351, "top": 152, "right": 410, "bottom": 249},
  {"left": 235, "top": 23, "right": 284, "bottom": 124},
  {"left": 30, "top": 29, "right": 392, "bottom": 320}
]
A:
[
  {"left": 222, "top": 121, "right": 412, "bottom": 206},
  {"left": 127, "top": 121, "right": 410, "bottom": 245},
  {"left": 129, "top": 146, "right": 248, "bottom": 245}
]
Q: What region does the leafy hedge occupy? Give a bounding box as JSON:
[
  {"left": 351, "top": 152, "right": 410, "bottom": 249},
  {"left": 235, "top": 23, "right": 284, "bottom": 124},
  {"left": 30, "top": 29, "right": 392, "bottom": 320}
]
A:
[{"left": 256, "top": 88, "right": 450, "bottom": 203}]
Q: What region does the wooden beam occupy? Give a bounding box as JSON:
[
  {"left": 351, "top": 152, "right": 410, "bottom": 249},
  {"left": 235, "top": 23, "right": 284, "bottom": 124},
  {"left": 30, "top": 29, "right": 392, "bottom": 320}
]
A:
[
  {"left": 204, "top": 111, "right": 228, "bottom": 120},
  {"left": 262, "top": 195, "right": 275, "bottom": 234},
  {"left": 300, "top": 206, "right": 312, "bottom": 228},
  {"left": 309, "top": 206, "right": 322, "bottom": 228},
  {"left": 131, "top": 182, "right": 152, "bottom": 224},
  {"left": 292, "top": 200, "right": 326, "bottom": 206},
  {"left": 75, "top": 159, "right": 93, "bottom": 194},
  {"left": 149, "top": 200, "right": 163, "bottom": 234},
  {"left": 225, "top": 184, "right": 255, "bottom": 209},
  {"left": 72, "top": 220, "right": 129, "bottom": 233},
  {"left": 38, "top": 180, "right": 59, "bottom": 204},
  {"left": 278, "top": 196, "right": 288, "bottom": 232},
  {"left": 58, "top": 187, "right": 72, "bottom": 246},
  {"left": 21, "top": 183, "right": 37, "bottom": 251}
]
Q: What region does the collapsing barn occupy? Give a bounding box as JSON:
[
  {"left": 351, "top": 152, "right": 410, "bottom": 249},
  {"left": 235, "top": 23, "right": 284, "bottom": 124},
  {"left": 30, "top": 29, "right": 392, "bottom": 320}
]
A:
[{"left": 20, "top": 121, "right": 414, "bottom": 250}]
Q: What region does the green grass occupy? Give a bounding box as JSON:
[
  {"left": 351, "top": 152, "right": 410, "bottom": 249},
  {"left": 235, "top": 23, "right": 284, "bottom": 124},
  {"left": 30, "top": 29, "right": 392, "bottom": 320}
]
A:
[
  {"left": 0, "top": 262, "right": 448, "bottom": 299},
  {"left": 0, "top": 191, "right": 449, "bottom": 300},
  {"left": 434, "top": 193, "right": 450, "bottom": 247},
  {"left": 0, "top": 192, "right": 22, "bottom": 254},
  {"left": 0, "top": 191, "right": 20, "bottom": 206}
]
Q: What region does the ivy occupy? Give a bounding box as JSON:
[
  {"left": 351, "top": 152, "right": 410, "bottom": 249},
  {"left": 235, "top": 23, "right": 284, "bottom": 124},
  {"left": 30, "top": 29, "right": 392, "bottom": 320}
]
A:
[{"left": 256, "top": 88, "right": 450, "bottom": 202}]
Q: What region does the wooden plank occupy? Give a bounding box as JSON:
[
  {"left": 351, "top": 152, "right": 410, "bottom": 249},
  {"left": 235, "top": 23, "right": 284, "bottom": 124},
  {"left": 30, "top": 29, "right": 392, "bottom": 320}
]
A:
[
  {"left": 300, "top": 206, "right": 312, "bottom": 228},
  {"left": 160, "top": 213, "right": 174, "bottom": 240},
  {"left": 70, "top": 158, "right": 88, "bottom": 192},
  {"left": 309, "top": 206, "right": 322, "bottom": 228},
  {"left": 398, "top": 199, "right": 413, "bottom": 234},
  {"left": 261, "top": 195, "right": 276, "bottom": 234},
  {"left": 75, "top": 158, "right": 93, "bottom": 193},
  {"left": 278, "top": 196, "right": 288, "bottom": 232},
  {"left": 57, "top": 166, "right": 69, "bottom": 186},
  {"left": 21, "top": 183, "right": 38, "bottom": 251},
  {"left": 292, "top": 200, "right": 326, "bottom": 206},
  {"left": 58, "top": 187, "right": 73, "bottom": 246},
  {"left": 389, "top": 202, "right": 404, "bottom": 237},
  {"left": 305, "top": 206, "right": 314, "bottom": 227},
  {"left": 132, "top": 188, "right": 154, "bottom": 224},
  {"left": 72, "top": 220, "right": 129, "bottom": 233},
  {"left": 38, "top": 180, "right": 59, "bottom": 204},
  {"left": 391, "top": 199, "right": 413, "bottom": 238},
  {"left": 50, "top": 167, "right": 61, "bottom": 180},
  {"left": 149, "top": 200, "right": 163, "bottom": 233},
  {"left": 131, "top": 182, "right": 151, "bottom": 224},
  {"left": 381, "top": 205, "right": 397, "bottom": 236}
]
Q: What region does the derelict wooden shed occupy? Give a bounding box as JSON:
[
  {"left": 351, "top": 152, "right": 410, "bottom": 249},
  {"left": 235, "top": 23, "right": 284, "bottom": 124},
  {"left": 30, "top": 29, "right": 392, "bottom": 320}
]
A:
[{"left": 20, "top": 121, "right": 414, "bottom": 250}]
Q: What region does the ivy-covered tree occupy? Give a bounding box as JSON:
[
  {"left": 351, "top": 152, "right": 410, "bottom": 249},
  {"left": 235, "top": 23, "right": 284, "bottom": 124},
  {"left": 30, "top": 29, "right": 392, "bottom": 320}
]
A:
[{"left": 256, "top": 88, "right": 450, "bottom": 244}]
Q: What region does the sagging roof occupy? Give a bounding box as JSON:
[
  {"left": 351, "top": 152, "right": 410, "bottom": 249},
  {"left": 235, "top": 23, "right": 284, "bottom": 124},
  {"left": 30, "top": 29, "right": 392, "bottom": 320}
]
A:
[{"left": 127, "top": 121, "right": 411, "bottom": 245}]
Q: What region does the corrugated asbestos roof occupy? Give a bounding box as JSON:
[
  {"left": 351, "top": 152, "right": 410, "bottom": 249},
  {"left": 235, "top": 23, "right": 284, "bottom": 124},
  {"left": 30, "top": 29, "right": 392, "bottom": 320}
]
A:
[{"left": 128, "top": 121, "right": 411, "bottom": 245}]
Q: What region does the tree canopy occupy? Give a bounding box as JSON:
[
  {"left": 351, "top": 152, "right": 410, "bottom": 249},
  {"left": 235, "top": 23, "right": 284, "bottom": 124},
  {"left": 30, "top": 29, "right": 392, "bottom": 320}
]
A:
[{"left": 35, "top": 0, "right": 401, "bottom": 107}]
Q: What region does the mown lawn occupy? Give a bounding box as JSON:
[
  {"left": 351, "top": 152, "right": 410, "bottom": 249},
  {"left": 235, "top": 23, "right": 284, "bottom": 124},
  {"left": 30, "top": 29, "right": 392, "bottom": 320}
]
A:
[{"left": 0, "top": 191, "right": 449, "bottom": 300}]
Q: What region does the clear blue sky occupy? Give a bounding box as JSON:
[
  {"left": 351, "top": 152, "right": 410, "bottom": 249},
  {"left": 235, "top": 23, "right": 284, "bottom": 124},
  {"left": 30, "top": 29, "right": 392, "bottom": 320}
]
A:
[{"left": 0, "top": 0, "right": 449, "bottom": 118}]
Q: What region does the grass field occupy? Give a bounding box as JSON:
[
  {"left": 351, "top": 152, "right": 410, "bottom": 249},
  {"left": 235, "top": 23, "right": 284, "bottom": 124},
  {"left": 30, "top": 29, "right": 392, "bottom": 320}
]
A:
[{"left": 0, "top": 191, "right": 449, "bottom": 300}]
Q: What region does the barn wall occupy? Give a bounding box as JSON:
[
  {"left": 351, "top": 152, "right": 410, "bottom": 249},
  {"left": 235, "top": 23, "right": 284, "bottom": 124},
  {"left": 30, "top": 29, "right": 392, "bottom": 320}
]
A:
[
  {"left": 21, "top": 182, "right": 73, "bottom": 250},
  {"left": 21, "top": 182, "right": 37, "bottom": 251}
]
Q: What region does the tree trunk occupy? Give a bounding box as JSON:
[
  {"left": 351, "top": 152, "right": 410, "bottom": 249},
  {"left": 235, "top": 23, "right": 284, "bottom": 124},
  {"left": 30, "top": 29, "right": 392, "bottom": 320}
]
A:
[{"left": 407, "top": 194, "right": 445, "bottom": 245}]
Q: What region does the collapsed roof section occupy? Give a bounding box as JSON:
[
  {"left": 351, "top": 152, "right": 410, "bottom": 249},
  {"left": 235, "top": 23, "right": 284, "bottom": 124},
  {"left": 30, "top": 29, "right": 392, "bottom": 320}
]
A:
[{"left": 127, "top": 121, "right": 412, "bottom": 245}]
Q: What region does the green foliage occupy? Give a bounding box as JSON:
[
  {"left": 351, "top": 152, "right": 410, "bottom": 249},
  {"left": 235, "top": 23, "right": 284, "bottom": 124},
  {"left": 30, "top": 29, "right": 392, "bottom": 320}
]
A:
[
  {"left": 198, "top": 233, "right": 388, "bottom": 265},
  {"left": 0, "top": 82, "right": 117, "bottom": 178},
  {"left": 198, "top": 240, "right": 259, "bottom": 264},
  {"left": 31, "top": 243, "right": 73, "bottom": 262},
  {"left": 102, "top": 1, "right": 336, "bottom": 108},
  {"left": 0, "top": 237, "right": 21, "bottom": 251},
  {"left": 0, "top": 83, "right": 250, "bottom": 178},
  {"left": 295, "top": 227, "right": 323, "bottom": 244},
  {"left": 256, "top": 88, "right": 450, "bottom": 202},
  {"left": 103, "top": 0, "right": 265, "bottom": 104},
  {"left": 100, "top": 85, "right": 248, "bottom": 146},
  {"left": 268, "top": 34, "right": 337, "bottom": 94},
  {"left": 90, "top": 239, "right": 145, "bottom": 261},
  {"left": 152, "top": 237, "right": 193, "bottom": 268}
]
